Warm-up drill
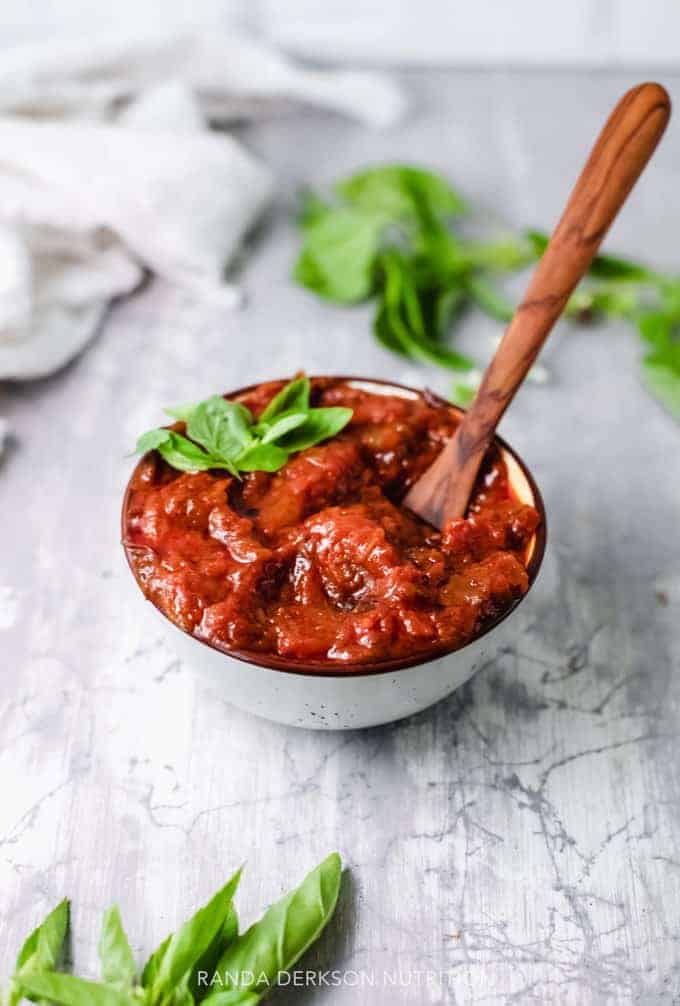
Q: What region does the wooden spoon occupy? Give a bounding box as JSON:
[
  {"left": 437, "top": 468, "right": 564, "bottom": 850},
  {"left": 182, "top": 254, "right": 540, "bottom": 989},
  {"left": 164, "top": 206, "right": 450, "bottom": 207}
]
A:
[{"left": 405, "top": 82, "right": 671, "bottom": 529}]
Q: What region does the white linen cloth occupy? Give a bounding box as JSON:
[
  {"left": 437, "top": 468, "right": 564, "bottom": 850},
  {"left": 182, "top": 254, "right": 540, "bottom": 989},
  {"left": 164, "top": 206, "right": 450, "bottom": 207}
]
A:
[{"left": 0, "top": 31, "right": 405, "bottom": 383}]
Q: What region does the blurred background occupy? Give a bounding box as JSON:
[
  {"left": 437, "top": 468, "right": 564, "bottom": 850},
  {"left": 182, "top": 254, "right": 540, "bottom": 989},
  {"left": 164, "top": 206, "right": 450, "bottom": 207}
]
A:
[
  {"left": 2, "top": 5, "right": 680, "bottom": 1006},
  {"left": 3, "top": 0, "right": 679, "bottom": 65}
]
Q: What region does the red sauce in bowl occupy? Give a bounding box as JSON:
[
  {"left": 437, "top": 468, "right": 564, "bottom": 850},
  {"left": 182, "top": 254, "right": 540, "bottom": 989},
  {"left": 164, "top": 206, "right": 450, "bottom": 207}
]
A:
[{"left": 123, "top": 378, "right": 541, "bottom": 666}]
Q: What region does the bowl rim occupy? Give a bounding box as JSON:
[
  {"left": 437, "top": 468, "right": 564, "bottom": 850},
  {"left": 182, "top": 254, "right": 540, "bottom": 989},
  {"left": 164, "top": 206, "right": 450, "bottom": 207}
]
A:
[{"left": 121, "top": 375, "right": 547, "bottom": 678}]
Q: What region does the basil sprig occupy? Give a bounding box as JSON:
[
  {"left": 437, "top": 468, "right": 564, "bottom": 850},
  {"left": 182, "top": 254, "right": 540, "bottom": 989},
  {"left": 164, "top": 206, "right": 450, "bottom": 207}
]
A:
[
  {"left": 9, "top": 853, "right": 342, "bottom": 1005},
  {"left": 134, "top": 377, "right": 352, "bottom": 476},
  {"left": 294, "top": 163, "right": 680, "bottom": 421}
]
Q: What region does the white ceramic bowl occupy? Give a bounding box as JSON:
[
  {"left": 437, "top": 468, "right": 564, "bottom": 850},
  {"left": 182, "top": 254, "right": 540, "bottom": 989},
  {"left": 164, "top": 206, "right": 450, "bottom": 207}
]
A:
[{"left": 123, "top": 378, "right": 546, "bottom": 730}]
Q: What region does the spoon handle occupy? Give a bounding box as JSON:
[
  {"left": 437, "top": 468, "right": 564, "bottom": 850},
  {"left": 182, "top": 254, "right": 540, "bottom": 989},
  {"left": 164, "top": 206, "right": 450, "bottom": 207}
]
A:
[{"left": 405, "top": 82, "right": 671, "bottom": 527}]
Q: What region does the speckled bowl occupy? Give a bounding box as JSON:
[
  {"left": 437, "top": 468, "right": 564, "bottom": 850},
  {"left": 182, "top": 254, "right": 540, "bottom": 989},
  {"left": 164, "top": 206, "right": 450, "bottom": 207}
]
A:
[{"left": 122, "top": 377, "right": 547, "bottom": 730}]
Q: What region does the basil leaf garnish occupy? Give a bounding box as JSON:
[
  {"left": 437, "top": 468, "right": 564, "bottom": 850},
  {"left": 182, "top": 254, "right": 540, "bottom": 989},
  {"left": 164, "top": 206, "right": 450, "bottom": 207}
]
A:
[
  {"left": 133, "top": 377, "right": 353, "bottom": 476},
  {"left": 257, "top": 412, "right": 307, "bottom": 444},
  {"left": 277, "top": 407, "right": 353, "bottom": 453},
  {"left": 236, "top": 443, "right": 288, "bottom": 472},
  {"left": 164, "top": 402, "right": 199, "bottom": 422},
  {"left": 259, "top": 376, "right": 310, "bottom": 422},
  {"left": 156, "top": 433, "right": 223, "bottom": 474},
  {"left": 187, "top": 398, "right": 253, "bottom": 461},
  {"left": 135, "top": 429, "right": 172, "bottom": 455}
]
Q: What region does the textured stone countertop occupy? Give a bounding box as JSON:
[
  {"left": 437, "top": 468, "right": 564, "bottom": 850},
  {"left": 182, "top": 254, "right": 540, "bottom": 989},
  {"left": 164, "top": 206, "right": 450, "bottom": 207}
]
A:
[{"left": 1, "top": 71, "right": 679, "bottom": 1004}]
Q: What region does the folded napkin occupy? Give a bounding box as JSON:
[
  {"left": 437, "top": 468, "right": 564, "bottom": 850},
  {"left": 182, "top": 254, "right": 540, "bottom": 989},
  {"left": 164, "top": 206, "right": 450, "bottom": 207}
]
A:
[{"left": 0, "top": 30, "right": 405, "bottom": 383}]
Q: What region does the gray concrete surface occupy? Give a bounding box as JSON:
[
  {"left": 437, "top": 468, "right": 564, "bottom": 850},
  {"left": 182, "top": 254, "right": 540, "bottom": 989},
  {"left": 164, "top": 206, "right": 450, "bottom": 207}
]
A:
[{"left": 1, "top": 70, "right": 679, "bottom": 1003}]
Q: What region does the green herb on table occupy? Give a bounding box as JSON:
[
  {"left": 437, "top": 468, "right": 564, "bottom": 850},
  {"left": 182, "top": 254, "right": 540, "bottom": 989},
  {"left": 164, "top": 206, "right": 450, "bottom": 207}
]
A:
[
  {"left": 293, "top": 163, "right": 680, "bottom": 422},
  {"left": 134, "top": 377, "right": 352, "bottom": 476},
  {"left": 8, "top": 853, "right": 342, "bottom": 1005}
]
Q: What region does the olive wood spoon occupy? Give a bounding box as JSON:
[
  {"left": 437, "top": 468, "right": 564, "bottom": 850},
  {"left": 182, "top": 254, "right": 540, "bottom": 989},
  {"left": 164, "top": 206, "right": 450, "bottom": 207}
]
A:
[{"left": 405, "top": 82, "right": 671, "bottom": 528}]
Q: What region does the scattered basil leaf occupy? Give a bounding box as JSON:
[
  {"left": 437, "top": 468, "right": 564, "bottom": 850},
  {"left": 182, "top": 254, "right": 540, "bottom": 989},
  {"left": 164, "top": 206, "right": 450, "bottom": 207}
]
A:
[
  {"left": 464, "top": 275, "right": 514, "bottom": 323},
  {"left": 638, "top": 311, "right": 675, "bottom": 346},
  {"left": 10, "top": 898, "right": 70, "bottom": 1006},
  {"left": 9, "top": 857, "right": 341, "bottom": 1006},
  {"left": 297, "top": 191, "right": 333, "bottom": 229},
  {"left": 430, "top": 286, "right": 467, "bottom": 339},
  {"left": 338, "top": 164, "right": 466, "bottom": 221},
  {"left": 190, "top": 907, "right": 239, "bottom": 1004},
  {"left": 99, "top": 906, "right": 136, "bottom": 988},
  {"left": 450, "top": 383, "right": 476, "bottom": 407},
  {"left": 294, "top": 164, "right": 680, "bottom": 422},
  {"left": 294, "top": 207, "right": 385, "bottom": 303},
  {"left": 16, "top": 972, "right": 135, "bottom": 1006},
  {"left": 141, "top": 934, "right": 172, "bottom": 990},
  {"left": 642, "top": 353, "right": 680, "bottom": 420},
  {"left": 15, "top": 899, "right": 69, "bottom": 974},
  {"left": 151, "top": 869, "right": 242, "bottom": 1000},
  {"left": 169, "top": 973, "right": 196, "bottom": 1006},
  {"left": 205, "top": 853, "right": 342, "bottom": 1004},
  {"left": 377, "top": 251, "right": 473, "bottom": 371},
  {"left": 526, "top": 230, "right": 656, "bottom": 282}
]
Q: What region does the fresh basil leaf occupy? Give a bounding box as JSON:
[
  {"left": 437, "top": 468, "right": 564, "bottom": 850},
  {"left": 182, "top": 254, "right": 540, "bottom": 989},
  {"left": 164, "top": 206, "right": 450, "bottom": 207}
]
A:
[
  {"left": 259, "top": 377, "right": 310, "bottom": 423},
  {"left": 463, "top": 236, "right": 535, "bottom": 272},
  {"left": 235, "top": 444, "right": 289, "bottom": 472},
  {"left": 259, "top": 413, "right": 308, "bottom": 444},
  {"left": 141, "top": 934, "right": 172, "bottom": 989},
  {"left": 169, "top": 974, "right": 196, "bottom": 1006},
  {"left": 587, "top": 253, "right": 655, "bottom": 283},
  {"left": 464, "top": 275, "right": 515, "bottom": 323},
  {"left": 188, "top": 398, "right": 253, "bottom": 461},
  {"left": 151, "top": 869, "right": 241, "bottom": 999},
  {"left": 338, "top": 165, "right": 466, "bottom": 221},
  {"left": 205, "top": 853, "right": 342, "bottom": 1005},
  {"left": 431, "top": 286, "right": 467, "bottom": 338},
  {"left": 15, "top": 899, "right": 69, "bottom": 973},
  {"left": 638, "top": 311, "right": 675, "bottom": 346},
  {"left": 135, "top": 428, "right": 223, "bottom": 473},
  {"left": 16, "top": 972, "right": 134, "bottom": 1006},
  {"left": 99, "top": 906, "right": 135, "bottom": 987},
  {"left": 165, "top": 403, "right": 199, "bottom": 422},
  {"left": 640, "top": 312, "right": 680, "bottom": 420},
  {"left": 10, "top": 899, "right": 70, "bottom": 1006},
  {"left": 293, "top": 207, "right": 384, "bottom": 303},
  {"left": 378, "top": 252, "right": 472, "bottom": 371},
  {"left": 642, "top": 355, "right": 680, "bottom": 420},
  {"left": 526, "top": 229, "right": 655, "bottom": 283},
  {"left": 190, "top": 907, "right": 239, "bottom": 1003},
  {"left": 135, "top": 428, "right": 172, "bottom": 456},
  {"left": 451, "top": 383, "right": 476, "bottom": 407},
  {"left": 157, "top": 433, "right": 222, "bottom": 474},
  {"left": 374, "top": 300, "right": 409, "bottom": 356},
  {"left": 277, "top": 408, "right": 353, "bottom": 453},
  {"left": 297, "top": 191, "right": 332, "bottom": 229}
]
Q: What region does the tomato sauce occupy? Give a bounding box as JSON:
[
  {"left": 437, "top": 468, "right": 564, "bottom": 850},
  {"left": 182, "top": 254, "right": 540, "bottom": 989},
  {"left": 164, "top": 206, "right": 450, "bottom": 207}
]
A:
[{"left": 123, "top": 379, "right": 540, "bottom": 666}]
